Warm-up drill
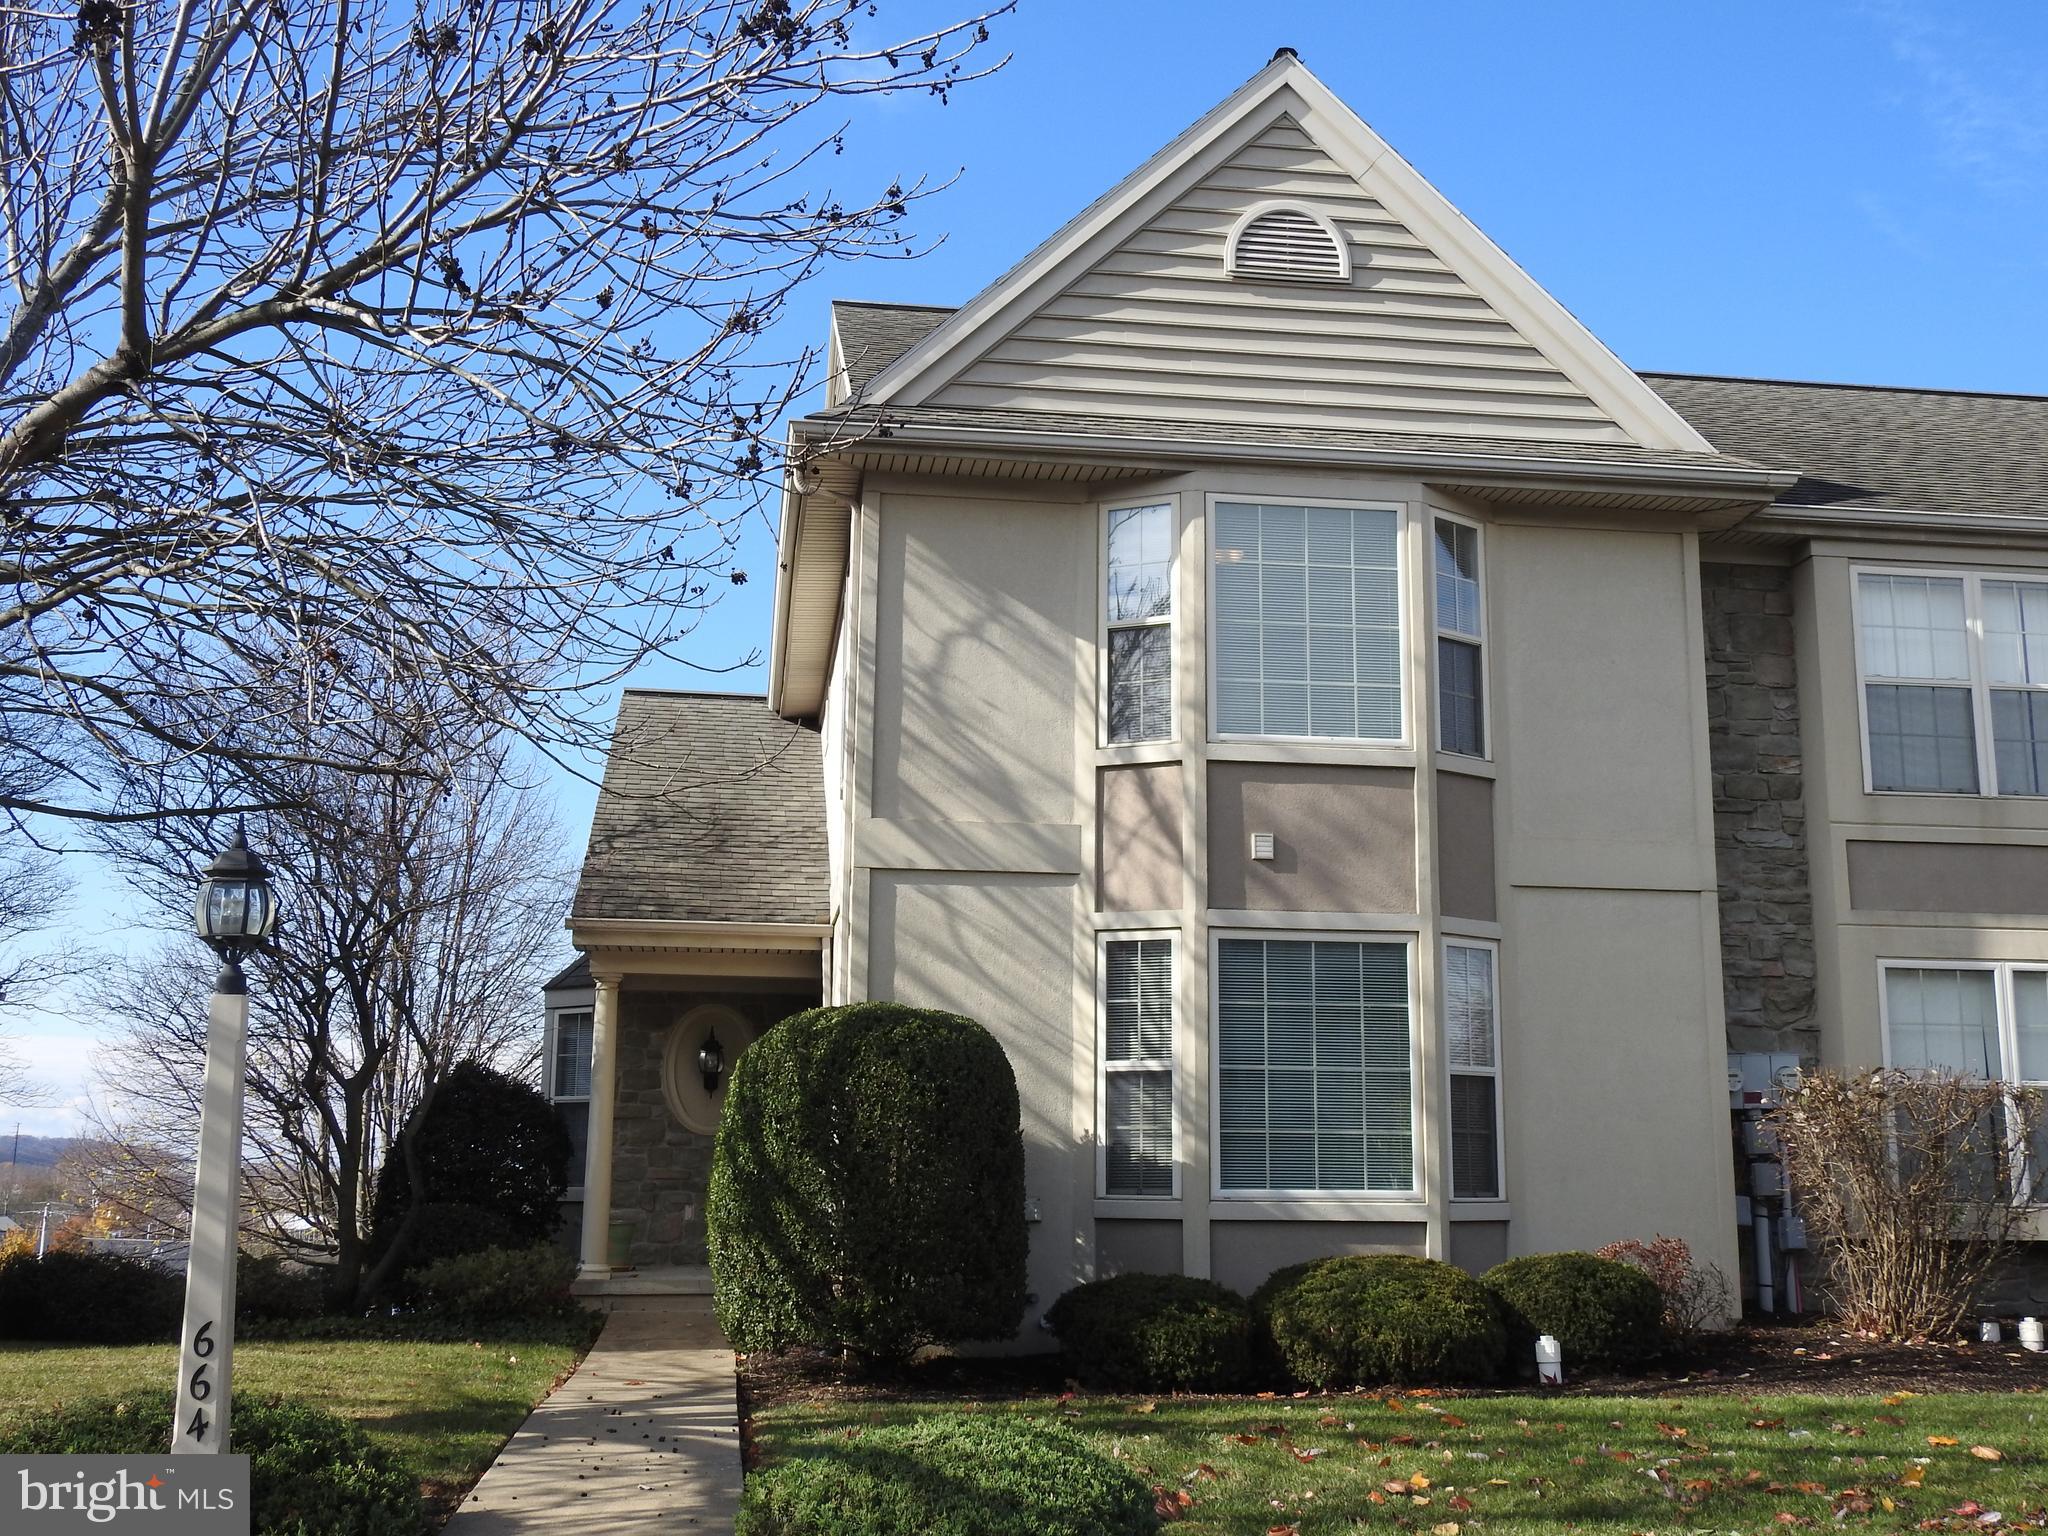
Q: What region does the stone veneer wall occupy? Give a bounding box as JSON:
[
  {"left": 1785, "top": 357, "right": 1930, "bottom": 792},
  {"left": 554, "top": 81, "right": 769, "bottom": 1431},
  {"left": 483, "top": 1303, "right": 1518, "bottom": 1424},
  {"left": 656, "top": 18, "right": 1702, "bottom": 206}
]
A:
[
  {"left": 608, "top": 987, "right": 814, "bottom": 1268},
  {"left": 1701, "top": 562, "right": 1817, "bottom": 1059}
]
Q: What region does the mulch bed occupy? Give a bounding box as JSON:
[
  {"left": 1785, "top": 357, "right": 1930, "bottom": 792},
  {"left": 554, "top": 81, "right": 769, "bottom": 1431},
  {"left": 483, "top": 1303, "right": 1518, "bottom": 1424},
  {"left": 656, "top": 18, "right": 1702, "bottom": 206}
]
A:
[{"left": 739, "top": 1320, "right": 2048, "bottom": 1415}]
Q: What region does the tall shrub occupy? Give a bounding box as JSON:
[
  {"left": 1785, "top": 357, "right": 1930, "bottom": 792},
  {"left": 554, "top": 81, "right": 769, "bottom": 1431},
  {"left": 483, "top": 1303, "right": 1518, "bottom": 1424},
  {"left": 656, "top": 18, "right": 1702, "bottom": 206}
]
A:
[
  {"left": 708, "top": 1002, "right": 1028, "bottom": 1364},
  {"left": 369, "top": 1061, "right": 571, "bottom": 1263},
  {"left": 1768, "top": 1068, "right": 2043, "bottom": 1337}
]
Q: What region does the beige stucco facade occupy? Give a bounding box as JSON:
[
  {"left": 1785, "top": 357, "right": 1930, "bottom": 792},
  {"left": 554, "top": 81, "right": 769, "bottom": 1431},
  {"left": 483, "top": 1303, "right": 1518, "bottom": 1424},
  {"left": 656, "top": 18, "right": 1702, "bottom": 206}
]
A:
[
  {"left": 800, "top": 470, "right": 1742, "bottom": 1324},
  {"left": 1790, "top": 543, "right": 2048, "bottom": 1078}
]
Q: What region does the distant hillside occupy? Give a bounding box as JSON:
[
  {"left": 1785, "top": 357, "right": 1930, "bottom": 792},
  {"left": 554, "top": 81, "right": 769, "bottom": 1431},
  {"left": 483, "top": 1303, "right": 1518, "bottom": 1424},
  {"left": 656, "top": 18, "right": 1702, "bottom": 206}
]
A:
[{"left": 0, "top": 1134, "right": 81, "bottom": 1168}]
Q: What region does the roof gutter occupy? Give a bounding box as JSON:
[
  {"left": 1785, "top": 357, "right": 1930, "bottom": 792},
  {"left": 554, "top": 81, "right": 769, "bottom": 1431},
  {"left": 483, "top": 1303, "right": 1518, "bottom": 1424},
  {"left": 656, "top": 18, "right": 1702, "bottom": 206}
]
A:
[
  {"left": 794, "top": 414, "right": 1800, "bottom": 501},
  {"left": 568, "top": 917, "right": 833, "bottom": 950}
]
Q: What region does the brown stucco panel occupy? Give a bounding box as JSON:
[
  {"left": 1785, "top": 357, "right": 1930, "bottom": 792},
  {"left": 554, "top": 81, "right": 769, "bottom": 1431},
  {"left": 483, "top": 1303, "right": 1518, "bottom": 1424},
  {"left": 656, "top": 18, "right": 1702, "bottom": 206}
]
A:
[
  {"left": 1207, "top": 763, "right": 1415, "bottom": 912},
  {"left": 1437, "top": 770, "right": 1497, "bottom": 922},
  {"left": 1848, "top": 839, "right": 2048, "bottom": 915},
  {"left": 1099, "top": 764, "right": 1182, "bottom": 913}
]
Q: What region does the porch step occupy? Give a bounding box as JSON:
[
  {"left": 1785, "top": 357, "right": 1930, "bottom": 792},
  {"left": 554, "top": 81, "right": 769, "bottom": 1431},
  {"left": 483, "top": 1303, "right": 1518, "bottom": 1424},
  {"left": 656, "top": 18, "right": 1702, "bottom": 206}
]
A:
[{"left": 573, "top": 1263, "right": 713, "bottom": 1299}]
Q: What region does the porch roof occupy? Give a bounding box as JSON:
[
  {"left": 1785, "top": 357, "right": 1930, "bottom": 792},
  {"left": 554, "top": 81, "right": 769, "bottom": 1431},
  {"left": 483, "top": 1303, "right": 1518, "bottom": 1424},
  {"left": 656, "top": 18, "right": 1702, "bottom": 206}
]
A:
[{"left": 571, "top": 690, "right": 829, "bottom": 929}]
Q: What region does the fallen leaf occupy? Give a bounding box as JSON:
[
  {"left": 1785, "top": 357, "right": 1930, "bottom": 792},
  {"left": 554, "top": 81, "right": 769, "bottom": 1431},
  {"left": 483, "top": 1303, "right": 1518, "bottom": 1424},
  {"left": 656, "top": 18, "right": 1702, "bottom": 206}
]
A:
[
  {"left": 1875, "top": 1413, "right": 1906, "bottom": 1426},
  {"left": 1442, "top": 1414, "right": 1467, "bottom": 1429},
  {"left": 1431, "top": 1524, "right": 1462, "bottom": 1536},
  {"left": 1969, "top": 1445, "right": 2004, "bottom": 1462},
  {"left": 1409, "top": 1472, "right": 1433, "bottom": 1489},
  {"left": 1290, "top": 1447, "right": 1322, "bottom": 1463},
  {"left": 1151, "top": 1487, "right": 1191, "bottom": 1521},
  {"left": 1882, "top": 1391, "right": 1917, "bottom": 1406},
  {"left": 1266, "top": 1526, "right": 1298, "bottom": 1536},
  {"left": 1135, "top": 1401, "right": 1158, "bottom": 1415},
  {"left": 1448, "top": 1493, "right": 1474, "bottom": 1512},
  {"left": 1900, "top": 1466, "right": 1926, "bottom": 1487},
  {"left": 1228, "top": 1434, "right": 1261, "bottom": 1447},
  {"left": 1928, "top": 1436, "right": 1960, "bottom": 1447},
  {"left": 1750, "top": 1418, "right": 1785, "bottom": 1430}
]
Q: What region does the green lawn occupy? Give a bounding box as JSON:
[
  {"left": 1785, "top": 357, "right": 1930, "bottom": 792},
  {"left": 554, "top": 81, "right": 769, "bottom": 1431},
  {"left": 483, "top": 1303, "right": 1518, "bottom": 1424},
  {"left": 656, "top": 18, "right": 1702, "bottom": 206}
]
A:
[
  {"left": 754, "top": 1390, "right": 2048, "bottom": 1533},
  {"left": 0, "top": 1332, "right": 588, "bottom": 1513}
]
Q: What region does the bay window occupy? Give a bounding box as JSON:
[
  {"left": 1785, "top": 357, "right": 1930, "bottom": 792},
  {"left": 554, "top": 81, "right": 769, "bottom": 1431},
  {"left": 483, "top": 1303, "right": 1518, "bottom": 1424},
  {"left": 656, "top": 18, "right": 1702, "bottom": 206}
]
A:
[
  {"left": 1105, "top": 502, "right": 1175, "bottom": 744},
  {"left": 1216, "top": 937, "right": 1413, "bottom": 1194},
  {"left": 1434, "top": 517, "right": 1485, "bottom": 758},
  {"left": 1444, "top": 941, "right": 1502, "bottom": 1200},
  {"left": 1855, "top": 566, "right": 2048, "bottom": 796},
  {"left": 1101, "top": 936, "right": 1175, "bottom": 1196},
  {"left": 1213, "top": 500, "right": 1403, "bottom": 742}
]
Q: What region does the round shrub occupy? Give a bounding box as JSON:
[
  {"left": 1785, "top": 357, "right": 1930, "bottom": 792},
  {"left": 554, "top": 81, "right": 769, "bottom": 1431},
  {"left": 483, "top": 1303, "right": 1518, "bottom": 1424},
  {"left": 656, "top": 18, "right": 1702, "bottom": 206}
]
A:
[
  {"left": 1045, "top": 1273, "right": 1250, "bottom": 1392},
  {"left": 736, "top": 1412, "right": 1155, "bottom": 1536},
  {"left": 0, "top": 1249, "right": 182, "bottom": 1343},
  {"left": 709, "top": 1002, "right": 1028, "bottom": 1364},
  {"left": 1482, "top": 1251, "right": 1667, "bottom": 1373},
  {"left": 369, "top": 1061, "right": 570, "bottom": 1261},
  {"left": 0, "top": 1390, "right": 426, "bottom": 1535},
  {"left": 1251, "top": 1255, "right": 1505, "bottom": 1387}
]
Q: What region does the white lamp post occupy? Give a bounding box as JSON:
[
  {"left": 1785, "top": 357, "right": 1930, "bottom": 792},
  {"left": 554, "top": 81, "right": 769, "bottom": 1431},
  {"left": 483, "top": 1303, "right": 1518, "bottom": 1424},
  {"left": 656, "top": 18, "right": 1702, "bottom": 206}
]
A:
[{"left": 171, "top": 826, "right": 278, "bottom": 1455}]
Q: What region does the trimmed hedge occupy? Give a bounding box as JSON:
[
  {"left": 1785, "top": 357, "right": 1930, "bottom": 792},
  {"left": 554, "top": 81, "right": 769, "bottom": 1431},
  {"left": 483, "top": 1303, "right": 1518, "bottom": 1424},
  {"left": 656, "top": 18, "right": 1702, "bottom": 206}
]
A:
[
  {"left": 1045, "top": 1274, "right": 1250, "bottom": 1392},
  {"left": 0, "top": 1249, "right": 182, "bottom": 1343},
  {"left": 708, "top": 1002, "right": 1028, "bottom": 1364},
  {"left": 406, "top": 1243, "right": 581, "bottom": 1325},
  {"left": 0, "top": 1391, "right": 426, "bottom": 1536},
  {"left": 736, "top": 1412, "right": 1156, "bottom": 1536},
  {"left": 1482, "top": 1251, "right": 1668, "bottom": 1373},
  {"left": 239, "top": 1254, "right": 328, "bottom": 1323},
  {"left": 1251, "top": 1255, "right": 1505, "bottom": 1387}
]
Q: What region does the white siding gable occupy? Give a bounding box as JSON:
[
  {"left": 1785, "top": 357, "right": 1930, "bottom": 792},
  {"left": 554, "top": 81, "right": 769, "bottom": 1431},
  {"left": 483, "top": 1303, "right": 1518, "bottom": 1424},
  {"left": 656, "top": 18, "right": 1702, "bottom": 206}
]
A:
[{"left": 925, "top": 113, "right": 1628, "bottom": 444}]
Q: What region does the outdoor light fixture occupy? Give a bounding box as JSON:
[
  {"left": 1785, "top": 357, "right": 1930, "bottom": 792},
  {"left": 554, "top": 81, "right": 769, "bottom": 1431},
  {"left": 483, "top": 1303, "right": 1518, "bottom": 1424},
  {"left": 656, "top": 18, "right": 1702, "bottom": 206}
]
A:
[
  {"left": 698, "top": 1030, "right": 725, "bottom": 1095},
  {"left": 192, "top": 825, "right": 279, "bottom": 961},
  {"left": 173, "top": 824, "right": 280, "bottom": 1454}
]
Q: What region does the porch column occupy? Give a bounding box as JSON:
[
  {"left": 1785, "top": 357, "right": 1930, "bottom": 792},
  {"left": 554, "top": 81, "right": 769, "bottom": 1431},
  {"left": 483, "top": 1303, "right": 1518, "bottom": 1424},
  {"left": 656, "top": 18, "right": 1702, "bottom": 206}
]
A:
[{"left": 578, "top": 970, "right": 622, "bottom": 1277}]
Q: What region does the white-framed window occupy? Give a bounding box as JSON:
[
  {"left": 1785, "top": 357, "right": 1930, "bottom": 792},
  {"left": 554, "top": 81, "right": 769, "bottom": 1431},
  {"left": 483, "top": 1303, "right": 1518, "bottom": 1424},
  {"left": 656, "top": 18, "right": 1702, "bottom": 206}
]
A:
[
  {"left": 1211, "top": 498, "right": 1405, "bottom": 744},
  {"left": 1099, "top": 934, "right": 1176, "bottom": 1197},
  {"left": 1444, "top": 940, "right": 1502, "bottom": 1200},
  {"left": 1104, "top": 501, "right": 1176, "bottom": 744},
  {"left": 1880, "top": 960, "right": 2048, "bottom": 1203},
  {"left": 1854, "top": 565, "right": 2048, "bottom": 796},
  {"left": 547, "top": 1007, "right": 593, "bottom": 1191},
  {"left": 1215, "top": 934, "right": 1415, "bottom": 1196},
  {"left": 1434, "top": 516, "right": 1486, "bottom": 759}
]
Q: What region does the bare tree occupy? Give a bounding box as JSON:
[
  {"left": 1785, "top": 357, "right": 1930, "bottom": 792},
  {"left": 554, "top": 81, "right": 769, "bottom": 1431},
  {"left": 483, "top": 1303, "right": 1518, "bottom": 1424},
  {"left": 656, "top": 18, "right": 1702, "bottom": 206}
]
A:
[
  {"left": 80, "top": 667, "right": 568, "bottom": 1307},
  {"left": 0, "top": 0, "right": 1008, "bottom": 824}
]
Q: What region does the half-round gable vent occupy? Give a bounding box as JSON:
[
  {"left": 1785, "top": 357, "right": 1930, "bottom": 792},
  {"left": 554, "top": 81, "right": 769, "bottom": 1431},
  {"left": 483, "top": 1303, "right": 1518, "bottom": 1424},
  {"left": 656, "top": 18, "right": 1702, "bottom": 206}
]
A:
[{"left": 1225, "top": 202, "right": 1352, "bottom": 284}]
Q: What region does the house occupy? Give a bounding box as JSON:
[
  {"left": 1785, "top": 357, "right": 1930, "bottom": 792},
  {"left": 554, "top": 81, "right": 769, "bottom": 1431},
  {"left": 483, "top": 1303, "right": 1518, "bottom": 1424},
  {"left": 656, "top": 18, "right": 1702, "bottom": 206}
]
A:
[{"left": 552, "top": 51, "right": 2048, "bottom": 1323}]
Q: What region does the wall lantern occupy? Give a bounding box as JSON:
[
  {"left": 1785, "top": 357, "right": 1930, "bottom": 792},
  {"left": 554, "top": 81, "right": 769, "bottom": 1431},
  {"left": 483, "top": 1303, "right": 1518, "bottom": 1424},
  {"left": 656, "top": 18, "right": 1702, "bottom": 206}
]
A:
[{"left": 698, "top": 1030, "right": 726, "bottom": 1095}]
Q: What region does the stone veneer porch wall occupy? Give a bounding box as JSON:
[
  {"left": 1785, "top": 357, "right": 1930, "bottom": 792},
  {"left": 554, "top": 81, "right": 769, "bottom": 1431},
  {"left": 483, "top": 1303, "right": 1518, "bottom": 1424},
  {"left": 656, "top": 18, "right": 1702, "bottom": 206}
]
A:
[
  {"left": 609, "top": 988, "right": 815, "bottom": 1269},
  {"left": 1701, "top": 562, "right": 1817, "bottom": 1059}
]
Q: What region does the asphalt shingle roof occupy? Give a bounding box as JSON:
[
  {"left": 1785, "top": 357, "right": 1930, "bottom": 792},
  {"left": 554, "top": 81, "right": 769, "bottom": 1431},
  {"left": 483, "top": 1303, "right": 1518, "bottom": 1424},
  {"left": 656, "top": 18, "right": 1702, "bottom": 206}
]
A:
[
  {"left": 572, "top": 691, "right": 829, "bottom": 926},
  {"left": 1645, "top": 373, "right": 2048, "bottom": 521},
  {"left": 833, "top": 300, "right": 951, "bottom": 398}
]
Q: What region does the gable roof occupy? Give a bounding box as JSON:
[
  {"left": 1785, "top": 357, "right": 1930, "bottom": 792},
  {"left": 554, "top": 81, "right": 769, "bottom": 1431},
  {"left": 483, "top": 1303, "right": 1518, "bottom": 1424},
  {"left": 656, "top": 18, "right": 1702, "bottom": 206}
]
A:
[
  {"left": 858, "top": 52, "right": 1714, "bottom": 455},
  {"left": 571, "top": 690, "right": 828, "bottom": 927},
  {"left": 1646, "top": 373, "right": 2048, "bottom": 524}
]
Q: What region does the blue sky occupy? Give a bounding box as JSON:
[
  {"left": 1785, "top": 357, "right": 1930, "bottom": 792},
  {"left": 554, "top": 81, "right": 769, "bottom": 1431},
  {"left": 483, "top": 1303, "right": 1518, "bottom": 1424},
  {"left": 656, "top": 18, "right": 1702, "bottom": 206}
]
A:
[{"left": 10, "top": 0, "right": 2048, "bottom": 1136}]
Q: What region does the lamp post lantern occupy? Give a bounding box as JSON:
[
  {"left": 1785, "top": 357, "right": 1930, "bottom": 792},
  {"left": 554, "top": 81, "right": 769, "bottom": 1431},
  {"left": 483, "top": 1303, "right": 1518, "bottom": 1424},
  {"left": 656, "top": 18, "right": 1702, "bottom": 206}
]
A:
[{"left": 172, "top": 826, "right": 277, "bottom": 1455}]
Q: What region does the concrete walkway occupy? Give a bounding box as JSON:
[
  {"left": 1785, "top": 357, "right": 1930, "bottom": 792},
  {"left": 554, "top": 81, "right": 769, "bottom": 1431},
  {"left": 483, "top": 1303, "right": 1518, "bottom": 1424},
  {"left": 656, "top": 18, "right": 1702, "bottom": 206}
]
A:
[{"left": 446, "top": 1297, "right": 741, "bottom": 1534}]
